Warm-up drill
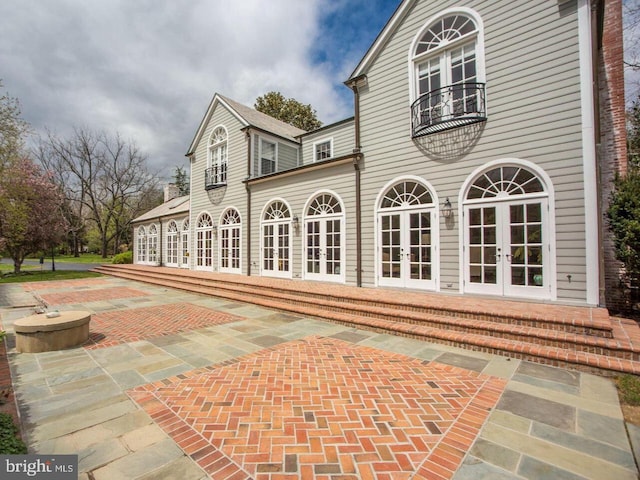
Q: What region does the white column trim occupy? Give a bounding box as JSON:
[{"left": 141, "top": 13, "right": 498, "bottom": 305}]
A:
[{"left": 578, "top": 0, "right": 599, "bottom": 306}]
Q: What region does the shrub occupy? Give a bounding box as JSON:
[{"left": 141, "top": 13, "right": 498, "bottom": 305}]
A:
[
  {"left": 112, "top": 251, "right": 133, "bottom": 264},
  {"left": 0, "top": 413, "right": 27, "bottom": 454}
]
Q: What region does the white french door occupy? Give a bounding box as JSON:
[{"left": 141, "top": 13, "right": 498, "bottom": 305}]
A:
[
  {"left": 262, "top": 222, "right": 291, "bottom": 278},
  {"left": 220, "top": 225, "right": 241, "bottom": 274},
  {"left": 464, "top": 198, "right": 548, "bottom": 299},
  {"left": 180, "top": 231, "right": 189, "bottom": 268},
  {"left": 305, "top": 217, "right": 343, "bottom": 282},
  {"left": 378, "top": 208, "right": 435, "bottom": 290}
]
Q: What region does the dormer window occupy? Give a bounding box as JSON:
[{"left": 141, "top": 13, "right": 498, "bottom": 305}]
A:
[
  {"left": 206, "top": 126, "right": 227, "bottom": 189},
  {"left": 410, "top": 9, "right": 486, "bottom": 137}
]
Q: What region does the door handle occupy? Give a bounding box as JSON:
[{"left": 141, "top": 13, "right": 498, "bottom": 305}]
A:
[{"left": 496, "top": 248, "right": 501, "bottom": 262}]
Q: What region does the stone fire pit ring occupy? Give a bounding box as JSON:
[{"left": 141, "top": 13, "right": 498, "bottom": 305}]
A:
[{"left": 14, "top": 311, "right": 92, "bottom": 353}]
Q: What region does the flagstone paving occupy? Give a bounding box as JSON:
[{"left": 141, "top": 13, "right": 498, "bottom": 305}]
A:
[{"left": 0, "top": 277, "right": 638, "bottom": 479}]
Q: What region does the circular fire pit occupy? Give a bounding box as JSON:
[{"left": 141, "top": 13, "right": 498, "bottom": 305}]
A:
[{"left": 14, "top": 311, "right": 91, "bottom": 353}]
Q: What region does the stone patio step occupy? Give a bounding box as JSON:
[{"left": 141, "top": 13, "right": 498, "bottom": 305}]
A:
[{"left": 93, "top": 264, "right": 640, "bottom": 375}]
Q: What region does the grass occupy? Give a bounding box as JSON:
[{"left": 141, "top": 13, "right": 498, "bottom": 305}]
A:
[
  {"left": 0, "top": 271, "right": 102, "bottom": 284},
  {"left": 617, "top": 374, "right": 640, "bottom": 406}
]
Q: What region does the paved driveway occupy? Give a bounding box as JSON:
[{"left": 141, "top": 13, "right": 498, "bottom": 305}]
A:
[{"left": 0, "top": 277, "right": 637, "bottom": 479}]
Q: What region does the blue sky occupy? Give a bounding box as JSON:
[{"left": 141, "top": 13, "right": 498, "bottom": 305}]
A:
[{"left": 0, "top": 0, "right": 401, "bottom": 179}]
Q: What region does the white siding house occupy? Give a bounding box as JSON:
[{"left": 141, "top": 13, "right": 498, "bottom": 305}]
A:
[{"left": 132, "top": 0, "right": 626, "bottom": 308}]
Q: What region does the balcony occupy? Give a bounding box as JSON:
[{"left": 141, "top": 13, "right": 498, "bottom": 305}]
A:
[
  {"left": 411, "top": 83, "right": 486, "bottom": 138},
  {"left": 204, "top": 165, "right": 226, "bottom": 190}
]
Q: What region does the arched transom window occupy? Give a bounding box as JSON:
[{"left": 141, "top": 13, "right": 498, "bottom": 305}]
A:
[
  {"left": 410, "top": 9, "right": 486, "bottom": 136},
  {"left": 307, "top": 194, "right": 342, "bottom": 216},
  {"left": 207, "top": 126, "right": 227, "bottom": 187},
  {"left": 264, "top": 200, "right": 291, "bottom": 220},
  {"left": 222, "top": 208, "right": 241, "bottom": 225},
  {"left": 380, "top": 180, "right": 433, "bottom": 209},
  {"left": 466, "top": 166, "right": 544, "bottom": 200}
]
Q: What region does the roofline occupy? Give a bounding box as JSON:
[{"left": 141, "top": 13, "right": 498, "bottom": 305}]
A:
[
  {"left": 241, "top": 125, "right": 301, "bottom": 146},
  {"left": 186, "top": 94, "right": 250, "bottom": 156},
  {"left": 296, "top": 116, "right": 355, "bottom": 138},
  {"left": 245, "top": 153, "right": 358, "bottom": 185},
  {"left": 347, "top": 0, "right": 412, "bottom": 80}
]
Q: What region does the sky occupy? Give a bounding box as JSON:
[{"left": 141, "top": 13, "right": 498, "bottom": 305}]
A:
[{"left": 0, "top": 0, "right": 400, "bottom": 180}]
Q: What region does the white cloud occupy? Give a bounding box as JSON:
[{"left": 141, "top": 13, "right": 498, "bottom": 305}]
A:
[{"left": 0, "top": 0, "right": 360, "bottom": 179}]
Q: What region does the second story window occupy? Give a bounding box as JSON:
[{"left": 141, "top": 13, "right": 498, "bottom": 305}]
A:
[
  {"left": 314, "top": 139, "right": 333, "bottom": 161},
  {"left": 260, "top": 139, "right": 276, "bottom": 175},
  {"left": 410, "top": 9, "right": 486, "bottom": 137},
  {"left": 206, "top": 126, "right": 227, "bottom": 189}
]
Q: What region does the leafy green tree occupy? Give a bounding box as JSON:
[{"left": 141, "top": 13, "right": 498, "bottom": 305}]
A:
[{"left": 254, "top": 91, "right": 322, "bottom": 131}]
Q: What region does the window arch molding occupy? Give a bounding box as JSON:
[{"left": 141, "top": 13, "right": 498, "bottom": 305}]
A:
[
  {"left": 457, "top": 158, "right": 557, "bottom": 300},
  {"left": 408, "top": 7, "right": 486, "bottom": 102},
  {"left": 303, "top": 189, "right": 345, "bottom": 218},
  {"left": 261, "top": 198, "right": 293, "bottom": 222},
  {"left": 207, "top": 125, "right": 228, "bottom": 188},
  {"left": 459, "top": 158, "right": 555, "bottom": 207}
]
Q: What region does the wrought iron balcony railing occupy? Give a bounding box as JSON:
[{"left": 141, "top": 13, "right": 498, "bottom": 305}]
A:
[
  {"left": 411, "top": 82, "right": 486, "bottom": 137},
  {"left": 204, "top": 165, "right": 227, "bottom": 190}
]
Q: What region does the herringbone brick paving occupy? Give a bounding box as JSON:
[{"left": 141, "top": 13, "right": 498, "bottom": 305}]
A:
[
  {"left": 84, "top": 303, "right": 243, "bottom": 349},
  {"left": 129, "top": 335, "right": 506, "bottom": 480}
]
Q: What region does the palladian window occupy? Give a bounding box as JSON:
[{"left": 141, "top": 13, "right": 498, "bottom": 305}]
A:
[{"left": 206, "top": 126, "right": 227, "bottom": 189}]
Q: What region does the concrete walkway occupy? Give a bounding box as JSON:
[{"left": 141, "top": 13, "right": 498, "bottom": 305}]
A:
[{"left": 0, "top": 277, "right": 638, "bottom": 479}]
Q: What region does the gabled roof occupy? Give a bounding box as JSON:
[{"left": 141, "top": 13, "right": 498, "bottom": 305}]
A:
[
  {"left": 132, "top": 195, "right": 190, "bottom": 224},
  {"left": 186, "top": 93, "right": 307, "bottom": 156},
  {"left": 347, "top": 0, "right": 412, "bottom": 81}
]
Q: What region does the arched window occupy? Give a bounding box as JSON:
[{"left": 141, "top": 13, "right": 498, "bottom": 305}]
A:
[
  {"left": 137, "top": 226, "right": 147, "bottom": 263},
  {"left": 462, "top": 162, "right": 554, "bottom": 300},
  {"left": 376, "top": 178, "right": 438, "bottom": 290},
  {"left": 304, "top": 192, "right": 345, "bottom": 282},
  {"left": 410, "top": 9, "right": 486, "bottom": 136},
  {"left": 166, "top": 221, "right": 179, "bottom": 267},
  {"left": 207, "top": 126, "right": 227, "bottom": 188},
  {"left": 466, "top": 166, "right": 544, "bottom": 200},
  {"left": 380, "top": 180, "right": 434, "bottom": 209},
  {"left": 196, "top": 213, "right": 213, "bottom": 270},
  {"left": 148, "top": 224, "right": 158, "bottom": 264},
  {"left": 220, "top": 208, "right": 241, "bottom": 273},
  {"left": 181, "top": 219, "right": 190, "bottom": 267},
  {"left": 262, "top": 200, "right": 292, "bottom": 277}
]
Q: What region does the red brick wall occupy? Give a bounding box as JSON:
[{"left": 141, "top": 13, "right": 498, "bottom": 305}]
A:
[{"left": 598, "top": 0, "right": 628, "bottom": 310}]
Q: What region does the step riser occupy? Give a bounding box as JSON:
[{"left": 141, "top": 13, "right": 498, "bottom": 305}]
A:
[
  {"left": 95, "top": 267, "right": 611, "bottom": 337},
  {"left": 94, "top": 268, "right": 636, "bottom": 362}
]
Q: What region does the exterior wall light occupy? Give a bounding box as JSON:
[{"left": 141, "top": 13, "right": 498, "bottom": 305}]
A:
[
  {"left": 441, "top": 198, "right": 453, "bottom": 218},
  {"left": 292, "top": 215, "right": 300, "bottom": 234}
]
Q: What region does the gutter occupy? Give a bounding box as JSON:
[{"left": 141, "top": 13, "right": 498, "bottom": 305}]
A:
[{"left": 246, "top": 130, "right": 252, "bottom": 276}]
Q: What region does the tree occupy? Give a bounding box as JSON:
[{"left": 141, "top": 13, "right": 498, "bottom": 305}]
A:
[
  {"left": 0, "top": 156, "right": 67, "bottom": 273},
  {"left": 254, "top": 91, "right": 322, "bottom": 131},
  {"left": 173, "top": 166, "right": 190, "bottom": 196},
  {"left": 37, "top": 129, "right": 161, "bottom": 258},
  {"left": 0, "top": 81, "right": 29, "bottom": 168}
]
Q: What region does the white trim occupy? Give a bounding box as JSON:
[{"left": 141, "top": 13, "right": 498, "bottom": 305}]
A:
[
  {"left": 373, "top": 175, "right": 441, "bottom": 291},
  {"left": 578, "top": 0, "right": 599, "bottom": 306},
  {"left": 195, "top": 211, "right": 215, "bottom": 272},
  {"left": 259, "top": 198, "right": 294, "bottom": 279},
  {"left": 312, "top": 137, "right": 334, "bottom": 162},
  {"left": 458, "top": 159, "right": 557, "bottom": 301},
  {"left": 257, "top": 136, "right": 279, "bottom": 176},
  {"left": 218, "top": 206, "right": 242, "bottom": 274},
  {"left": 407, "top": 7, "right": 486, "bottom": 105},
  {"left": 302, "top": 190, "right": 346, "bottom": 283},
  {"left": 207, "top": 124, "right": 228, "bottom": 170}
]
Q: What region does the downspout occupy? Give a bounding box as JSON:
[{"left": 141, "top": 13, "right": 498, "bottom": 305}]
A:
[
  {"left": 347, "top": 74, "right": 367, "bottom": 287},
  {"left": 245, "top": 129, "right": 252, "bottom": 277}
]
